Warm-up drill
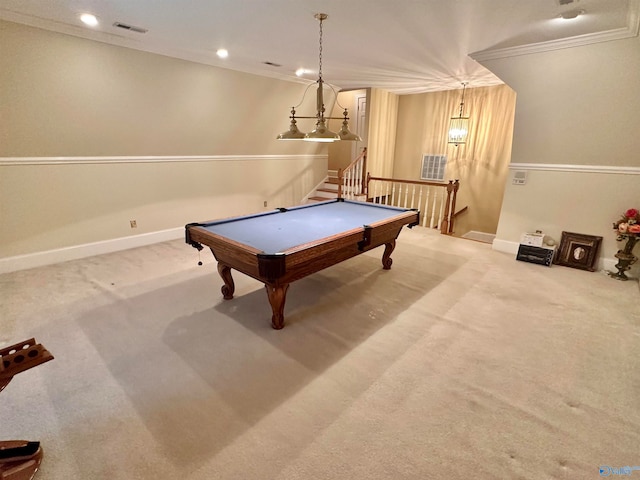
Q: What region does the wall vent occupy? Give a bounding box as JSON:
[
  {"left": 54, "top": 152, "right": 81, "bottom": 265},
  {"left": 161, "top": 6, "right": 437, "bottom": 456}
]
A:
[
  {"left": 113, "top": 22, "right": 148, "bottom": 34},
  {"left": 420, "top": 155, "right": 447, "bottom": 182}
]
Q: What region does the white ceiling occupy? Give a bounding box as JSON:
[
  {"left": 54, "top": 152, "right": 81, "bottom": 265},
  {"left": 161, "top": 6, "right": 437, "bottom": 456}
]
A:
[{"left": 0, "top": 0, "right": 637, "bottom": 94}]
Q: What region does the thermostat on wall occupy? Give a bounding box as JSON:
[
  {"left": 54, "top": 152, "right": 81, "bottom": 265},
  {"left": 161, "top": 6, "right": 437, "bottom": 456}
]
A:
[{"left": 513, "top": 171, "right": 527, "bottom": 185}]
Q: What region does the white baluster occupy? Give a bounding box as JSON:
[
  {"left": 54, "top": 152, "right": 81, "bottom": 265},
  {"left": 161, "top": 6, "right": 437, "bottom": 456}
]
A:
[
  {"left": 437, "top": 188, "right": 446, "bottom": 230},
  {"left": 417, "top": 187, "right": 424, "bottom": 225},
  {"left": 423, "top": 187, "right": 429, "bottom": 227},
  {"left": 430, "top": 188, "right": 437, "bottom": 229}
]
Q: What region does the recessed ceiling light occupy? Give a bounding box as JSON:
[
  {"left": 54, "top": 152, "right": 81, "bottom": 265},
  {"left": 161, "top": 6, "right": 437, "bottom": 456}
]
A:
[
  {"left": 80, "top": 13, "right": 99, "bottom": 27},
  {"left": 295, "top": 68, "right": 307, "bottom": 77},
  {"left": 216, "top": 49, "right": 229, "bottom": 59},
  {"left": 558, "top": 9, "right": 585, "bottom": 19}
]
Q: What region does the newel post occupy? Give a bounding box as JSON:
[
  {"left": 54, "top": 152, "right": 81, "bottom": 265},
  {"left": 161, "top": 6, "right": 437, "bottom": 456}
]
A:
[
  {"left": 337, "top": 168, "right": 343, "bottom": 199},
  {"left": 447, "top": 180, "right": 460, "bottom": 234},
  {"left": 361, "top": 147, "right": 368, "bottom": 196},
  {"left": 440, "top": 180, "right": 457, "bottom": 235}
]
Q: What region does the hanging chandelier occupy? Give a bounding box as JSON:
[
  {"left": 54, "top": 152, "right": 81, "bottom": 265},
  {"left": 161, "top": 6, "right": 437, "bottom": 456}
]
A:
[
  {"left": 277, "top": 13, "right": 361, "bottom": 142},
  {"left": 448, "top": 82, "right": 470, "bottom": 146}
]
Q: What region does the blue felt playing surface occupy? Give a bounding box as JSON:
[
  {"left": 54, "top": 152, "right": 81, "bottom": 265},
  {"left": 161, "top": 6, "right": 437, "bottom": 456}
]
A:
[{"left": 199, "top": 201, "right": 411, "bottom": 253}]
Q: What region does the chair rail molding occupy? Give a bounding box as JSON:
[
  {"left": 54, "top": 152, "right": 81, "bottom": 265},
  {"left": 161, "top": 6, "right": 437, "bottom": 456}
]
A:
[{"left": 0, "top": 154, "right": 327, "bottom": 166}]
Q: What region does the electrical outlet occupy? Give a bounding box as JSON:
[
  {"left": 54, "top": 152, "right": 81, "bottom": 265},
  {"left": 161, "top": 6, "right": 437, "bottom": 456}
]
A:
[
  {"left": 264, "top": 201, "right": 268, "bottom": 207},
  {"left": 130, "top": 220, "right": 137, "bottom": 228}
]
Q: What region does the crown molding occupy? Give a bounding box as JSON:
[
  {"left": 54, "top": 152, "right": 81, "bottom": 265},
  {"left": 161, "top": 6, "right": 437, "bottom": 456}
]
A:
[{"left": 471, "top": 0, "right": 640, "bottom": 61}]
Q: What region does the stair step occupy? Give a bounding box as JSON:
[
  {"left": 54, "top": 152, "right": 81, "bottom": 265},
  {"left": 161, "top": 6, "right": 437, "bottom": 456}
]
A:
[
  {"left": 308, "top": 196, "right": 331, "bottom": 202},
  {"left": 326, "top": 178, "right": 339, "bottom": 184}
]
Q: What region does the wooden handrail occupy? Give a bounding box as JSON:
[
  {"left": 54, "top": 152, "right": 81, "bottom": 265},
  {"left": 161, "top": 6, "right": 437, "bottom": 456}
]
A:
[
  {"left": 338, "top": 147, "right": 367, "bottom": 199},
  {"left": 452, "top": 206, "right": 468, "bottom": 218},
  {"left": 365, "top": 175, "right": 460, "bottom": 234},
  {"left": 367, "top": 175, "right": 448, "bottom": 188}
]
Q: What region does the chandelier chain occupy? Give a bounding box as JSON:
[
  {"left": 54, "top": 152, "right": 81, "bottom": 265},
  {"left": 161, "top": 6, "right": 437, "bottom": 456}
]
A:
[
  {"left": 318, "top": 16, "right": 323, "bottom": 81},
  {"left": 458, "top": 82, "right": 468, "bottom": 118}
]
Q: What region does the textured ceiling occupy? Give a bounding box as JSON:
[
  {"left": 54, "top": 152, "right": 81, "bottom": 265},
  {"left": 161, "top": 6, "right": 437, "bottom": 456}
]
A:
[{"left": 0, "top": 0, "right": 637, "bottom": 93}]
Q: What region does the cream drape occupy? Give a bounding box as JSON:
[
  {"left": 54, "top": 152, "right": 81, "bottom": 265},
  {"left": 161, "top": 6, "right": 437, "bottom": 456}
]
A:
[
  {"left": 393, "top": 84, "right": 517, "bottom": 235},
  {"left": 367, "top": 88, "right": 399, "bottom": 178}
]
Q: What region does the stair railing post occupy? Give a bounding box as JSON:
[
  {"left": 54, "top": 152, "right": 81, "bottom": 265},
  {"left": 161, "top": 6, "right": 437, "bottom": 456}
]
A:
[
  {"left": 365, "top": 172, "right": 371, "bottom": 202},
  {"left": 361, "top": 147, "right": 368, "bottom": 197},
  {"left": 440, "top": 180, "right": 454, "bottom": 235},
  {"left": 448, "top": 180, "right": 460, "bottom": 234},
  {"left": 337, "top": 168, "right": 343, "bottom": 200}
]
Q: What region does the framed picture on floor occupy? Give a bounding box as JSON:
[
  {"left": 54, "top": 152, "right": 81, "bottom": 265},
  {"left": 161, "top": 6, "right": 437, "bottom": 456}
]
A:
[{"left": 554, "top": 231, "right": 602, "bottom": 272}]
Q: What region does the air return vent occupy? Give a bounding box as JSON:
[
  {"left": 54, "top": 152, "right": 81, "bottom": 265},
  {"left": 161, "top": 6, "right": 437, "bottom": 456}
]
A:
[{"left": 112, "top": 22, "right": 148, "bottom": 34}]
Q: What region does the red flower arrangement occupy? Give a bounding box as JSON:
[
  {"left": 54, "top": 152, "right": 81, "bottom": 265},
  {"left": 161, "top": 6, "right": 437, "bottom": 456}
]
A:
[{"left": 613, "top": 208, "right": 640, "bottom": 240}]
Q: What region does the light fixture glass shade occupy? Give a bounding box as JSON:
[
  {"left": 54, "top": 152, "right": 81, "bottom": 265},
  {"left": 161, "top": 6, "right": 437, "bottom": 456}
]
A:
[
  {"left": 277, "top": 118, "right": 306, "bottom": 140},
  {"left": 448, "top": 116, "right": 469, "bottom": 145},
  {"left": 337, "top": 110, "right": 362, "bottom": 141},
  {"left": 276, "top": 13, "right": 359, "bottom": 142},
  {"left": 338, "top": 124, "right": 361, "bottom": 141},
  {"left": 304, "top": 119, "right": 340, "bottom": 142}
]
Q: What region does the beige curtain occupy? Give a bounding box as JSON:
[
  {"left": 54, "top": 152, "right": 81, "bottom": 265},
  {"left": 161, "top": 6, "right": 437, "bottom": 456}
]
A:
[
  {"left": 367, "top": 88, "right": 399, "bottom": 178},
  {"left": 393, "top": 84, "right": 517, "bottom": 235}
]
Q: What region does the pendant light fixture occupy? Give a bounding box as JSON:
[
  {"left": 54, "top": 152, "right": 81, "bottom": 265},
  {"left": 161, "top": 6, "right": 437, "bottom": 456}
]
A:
[
  {"left": 448, "top": 82, "right": 470, "bottom": 146},
  {"left": 277, "top": 13, "right": 361, "bottom": 142}
]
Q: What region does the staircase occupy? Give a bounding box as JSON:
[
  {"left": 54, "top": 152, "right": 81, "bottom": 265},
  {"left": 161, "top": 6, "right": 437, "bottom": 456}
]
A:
[
  {"left": 307, "top": 149, "right": 368, "bottom": 204},
  {"left": 308, "top": 170, "right": 340, "bottom": 203}
]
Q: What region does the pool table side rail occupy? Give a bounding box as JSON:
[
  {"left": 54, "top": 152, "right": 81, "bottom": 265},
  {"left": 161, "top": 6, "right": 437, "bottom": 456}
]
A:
[
  {"left": 276, "top": 213, "right": 419, "bottom": 284},
  {"left": 188, "top": 199, "right": 413, "bottom": 231},
  {"left": 187, "top": 226, "right": 265, "bottom": 279},
  {"left": 186, "top": 209, "right": 419, "bottom": 285},
  {"left": 280, "top": 210, "right": 419, "bottom": 255}
]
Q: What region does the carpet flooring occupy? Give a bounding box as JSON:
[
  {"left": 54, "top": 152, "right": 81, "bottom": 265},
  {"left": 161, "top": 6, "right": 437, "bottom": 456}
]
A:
[{"left": 1, "top": 226, "right": 638, "bottom": 479}]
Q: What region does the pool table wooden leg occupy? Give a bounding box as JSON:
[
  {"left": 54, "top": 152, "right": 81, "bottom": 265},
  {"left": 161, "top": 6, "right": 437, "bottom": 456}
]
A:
[
  {"left": 382, "top": 240, "right": 396, "bottom": 270},
  {"left": 217, "top": 262, "right": 235, "bottom": 299},
  {"left": 265, "top": 283, "right": 290, "bottom": 330}
]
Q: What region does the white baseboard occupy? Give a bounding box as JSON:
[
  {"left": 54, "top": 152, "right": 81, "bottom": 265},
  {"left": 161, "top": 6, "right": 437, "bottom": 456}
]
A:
[
  {"left": 462, "top": 231, "right": 496, "bottom": 244},
  {"left": 491, "top": 238, "right": 520, "bottom": 255},
  {"left": 0, "top": 227, "right": 184, "bottom": 274}
]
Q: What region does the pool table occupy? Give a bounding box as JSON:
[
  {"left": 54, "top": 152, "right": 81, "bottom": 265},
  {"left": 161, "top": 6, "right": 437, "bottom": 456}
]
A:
[{"left": 185, "top": 199, "right": 420, "bottom": 329}]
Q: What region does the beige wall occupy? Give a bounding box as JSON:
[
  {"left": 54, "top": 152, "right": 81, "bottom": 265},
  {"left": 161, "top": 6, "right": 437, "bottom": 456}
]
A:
[
  {"left": 0, "top": 21, "right": 328, "bottom": 260},
  {"left": 0, "top": 157, "right": 325, "bottom": 258},
  {"left": 0, "top": 20, "right": 324, "bottom": 157},
  {"left": 480, "top": 33, "right": 640, "bottom": 271},
  {"left": 393, "top": 85, "right": 517, "bottom": 236}
]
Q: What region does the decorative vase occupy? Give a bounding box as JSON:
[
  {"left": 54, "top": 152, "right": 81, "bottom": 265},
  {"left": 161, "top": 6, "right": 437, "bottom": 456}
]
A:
[{"left": 609, "top": 234, "right": 639, "bottom": 281}]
